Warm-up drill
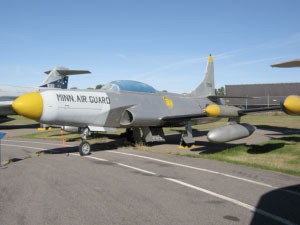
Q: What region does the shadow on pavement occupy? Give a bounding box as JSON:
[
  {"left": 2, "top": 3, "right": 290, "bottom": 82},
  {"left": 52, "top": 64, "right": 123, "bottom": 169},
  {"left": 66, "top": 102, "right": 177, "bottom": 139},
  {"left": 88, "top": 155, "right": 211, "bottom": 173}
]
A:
[
  {"left": 250, "top": 185, "right": 300, "bottom": 225},
  {"left": 0, "top": 124, "right": 39, "bottom": 129},
  {"left": 37, "top": 138, "right": 132, "bottom": 155}
]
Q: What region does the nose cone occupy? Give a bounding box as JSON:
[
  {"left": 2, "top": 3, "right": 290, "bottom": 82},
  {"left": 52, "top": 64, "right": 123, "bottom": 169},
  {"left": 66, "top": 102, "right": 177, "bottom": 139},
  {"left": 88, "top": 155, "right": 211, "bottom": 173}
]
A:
[
  {"left": 282, "top": 95, "right": 300, "bottom": 115},
  {"left": 205, "top": 104, "right": 220, "bottom": 117},
  {"left": 12, "top": 92, "right": 43, "bottom": 121}
]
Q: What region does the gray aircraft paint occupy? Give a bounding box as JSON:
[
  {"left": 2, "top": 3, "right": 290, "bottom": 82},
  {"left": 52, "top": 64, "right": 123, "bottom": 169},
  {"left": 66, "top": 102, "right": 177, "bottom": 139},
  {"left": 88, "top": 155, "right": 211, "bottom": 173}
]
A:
[{"left": 37, "top": 89, "right": 216, "bottom": 128}]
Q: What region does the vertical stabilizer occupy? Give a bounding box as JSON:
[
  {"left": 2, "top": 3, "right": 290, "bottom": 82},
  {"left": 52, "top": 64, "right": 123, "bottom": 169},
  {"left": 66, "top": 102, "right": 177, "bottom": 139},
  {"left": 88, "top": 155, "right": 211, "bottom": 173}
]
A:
[
  {"left": 191, "top": 55, "right": 215, "bottom": 96},
  {"left": 39, "top": 66, "right": 91, "bottom": 89}
]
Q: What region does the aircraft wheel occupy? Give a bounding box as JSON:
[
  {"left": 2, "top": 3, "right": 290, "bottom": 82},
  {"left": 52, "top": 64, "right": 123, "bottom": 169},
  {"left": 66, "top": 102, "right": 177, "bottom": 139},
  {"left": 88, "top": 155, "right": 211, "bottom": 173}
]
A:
[{"left": 79, "top": 141, "right": 91, "bottom": 156}]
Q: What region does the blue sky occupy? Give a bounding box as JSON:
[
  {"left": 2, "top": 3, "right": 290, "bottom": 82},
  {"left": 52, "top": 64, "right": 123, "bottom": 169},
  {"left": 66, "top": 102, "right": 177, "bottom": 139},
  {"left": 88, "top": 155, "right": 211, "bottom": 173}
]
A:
[{"left": 1, "top": 0, "right": 300, "bottom": 93}]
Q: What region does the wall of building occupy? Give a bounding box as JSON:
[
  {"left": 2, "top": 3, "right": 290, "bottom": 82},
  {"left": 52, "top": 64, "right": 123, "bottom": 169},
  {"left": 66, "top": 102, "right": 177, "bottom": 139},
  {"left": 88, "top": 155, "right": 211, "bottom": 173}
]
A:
[{"left": 225, "top": 83, "right": 300, "bottom": 108}]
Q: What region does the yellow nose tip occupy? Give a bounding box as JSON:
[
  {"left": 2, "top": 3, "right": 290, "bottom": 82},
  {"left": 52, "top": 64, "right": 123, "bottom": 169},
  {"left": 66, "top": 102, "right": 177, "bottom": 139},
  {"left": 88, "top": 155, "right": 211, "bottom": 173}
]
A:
[
  {"left": 283, "top": 95, "right": 300, "bottom": 115},
  {"left": 12, "top": 92, "right": 43, "bottom": 121},
  {"left": 205, "top": 104, "right": 220, "bottom": 117}
]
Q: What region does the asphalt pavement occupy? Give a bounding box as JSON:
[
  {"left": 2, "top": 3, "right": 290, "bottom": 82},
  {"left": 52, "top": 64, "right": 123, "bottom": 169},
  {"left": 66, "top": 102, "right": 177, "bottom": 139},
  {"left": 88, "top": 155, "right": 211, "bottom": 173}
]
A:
[{"left": 0, "top": 127, "right": 299, "bottom": 225}]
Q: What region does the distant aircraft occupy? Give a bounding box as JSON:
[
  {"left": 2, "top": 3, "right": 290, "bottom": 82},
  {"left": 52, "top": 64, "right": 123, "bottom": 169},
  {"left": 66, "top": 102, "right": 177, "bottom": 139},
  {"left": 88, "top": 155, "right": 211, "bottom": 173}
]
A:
[
  {"left": 271, "top": 59, "right": 300, "bottom": 115},
  {"left": 0, "top": 67, "right": 91, "bottom": 123},
  {"left": 271, "top": 59, "right": 300, "bottom": 68},
  {"left": 12, "top": 55, "right": 279, "bottom": 155}
]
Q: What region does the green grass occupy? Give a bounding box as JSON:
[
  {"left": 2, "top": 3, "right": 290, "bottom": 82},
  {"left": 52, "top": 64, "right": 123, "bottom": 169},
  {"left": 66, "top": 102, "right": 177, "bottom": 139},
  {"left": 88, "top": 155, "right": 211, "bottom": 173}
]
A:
[
  {"left": 241, "top": 113, "right": 300, "bottom": 129},
  {"left": 178, "top": 135, "right": 300, "bottom": 176},
  {"left": 19, "top": 129, "right": 81, "bottom": 141},
  {"left": 167, "top": 113, "right": 300, "bottom": 176},
  {"left": 19, "top": 128, "right": 126, "bottom": 143}
]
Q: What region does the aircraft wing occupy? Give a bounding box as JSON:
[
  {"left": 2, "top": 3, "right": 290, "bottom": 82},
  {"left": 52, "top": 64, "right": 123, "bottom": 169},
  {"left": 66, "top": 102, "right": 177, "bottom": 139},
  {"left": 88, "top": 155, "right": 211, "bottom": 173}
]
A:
[
  {"left": 271, "top": 59, "right": 300, "bottom": 68},
  {"left": 205, "top": 104, "right": 281, "bottom": 118},
  {"left": 0, "top": 101, "right": 13, "bottom": 107},
  {"left": 0, "top": 101, "right": 15, "bottom": 123},
  {"left": 238, "top": 106, "right": 281, "bottom": 115},
  {"left": 161, "top": 113, "right": 207, "bottom": 122},
  {"left": 161, "top": 106, "right": 281, "bottom": 123}
]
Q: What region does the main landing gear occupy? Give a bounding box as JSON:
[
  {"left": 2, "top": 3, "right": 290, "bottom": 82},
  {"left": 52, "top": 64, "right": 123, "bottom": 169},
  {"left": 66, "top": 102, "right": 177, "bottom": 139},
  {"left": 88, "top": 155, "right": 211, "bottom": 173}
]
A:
[
  {"left": 179, "top": 121, "right": 195, "bottom": 148},
  {"left": 79, "top": 128, "right": 91, "bottom": 156}
]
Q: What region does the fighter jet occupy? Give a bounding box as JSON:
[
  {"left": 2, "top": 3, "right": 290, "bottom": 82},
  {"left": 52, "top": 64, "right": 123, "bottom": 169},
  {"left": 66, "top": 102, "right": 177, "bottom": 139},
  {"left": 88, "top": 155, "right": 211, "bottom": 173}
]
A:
[
  {"left": 12, "top": 55, "right": 277, "bottom": 156},
  {"left": 271, "top": 59, "right": 300, "bottom": 115},
  {"left": 0, "top": 67, "right": 90, "bottom": 123}
]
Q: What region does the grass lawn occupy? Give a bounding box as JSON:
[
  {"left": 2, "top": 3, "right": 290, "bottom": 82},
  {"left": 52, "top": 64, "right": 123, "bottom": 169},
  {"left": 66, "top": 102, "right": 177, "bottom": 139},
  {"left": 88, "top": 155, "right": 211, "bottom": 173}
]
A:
[
  {"left": 180, "top": 135, "right": 300, "bottom": 176},
  {"left": 177, "top": 113, "right": 300, "bottom": 176}
]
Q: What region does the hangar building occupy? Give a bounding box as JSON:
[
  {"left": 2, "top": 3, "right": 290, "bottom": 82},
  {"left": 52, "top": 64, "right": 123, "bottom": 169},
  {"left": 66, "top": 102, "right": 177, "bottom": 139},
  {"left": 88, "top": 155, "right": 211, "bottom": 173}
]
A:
[{"left": 225, "top": 83, "right": 300, "bottom": 108}]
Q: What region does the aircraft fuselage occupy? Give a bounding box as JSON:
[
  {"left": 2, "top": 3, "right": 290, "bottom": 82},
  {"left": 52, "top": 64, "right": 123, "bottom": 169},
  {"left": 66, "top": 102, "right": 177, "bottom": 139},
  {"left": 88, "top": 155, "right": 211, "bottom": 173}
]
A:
[{"left": 37, "top": 89, "right": 217, "bottom": 128}]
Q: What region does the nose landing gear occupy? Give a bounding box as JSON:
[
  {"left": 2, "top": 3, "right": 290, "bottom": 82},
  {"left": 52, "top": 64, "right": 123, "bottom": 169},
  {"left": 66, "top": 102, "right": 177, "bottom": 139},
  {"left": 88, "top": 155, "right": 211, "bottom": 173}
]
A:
[{"left": 79, "top": 128, "right": 91, "bottom": 156}]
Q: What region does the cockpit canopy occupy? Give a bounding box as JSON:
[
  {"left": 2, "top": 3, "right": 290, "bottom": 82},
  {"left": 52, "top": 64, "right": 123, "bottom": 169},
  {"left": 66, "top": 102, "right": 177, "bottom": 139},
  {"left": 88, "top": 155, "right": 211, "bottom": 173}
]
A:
[{"left": 101, "top": 80, "right": 157, "bottom": 93}]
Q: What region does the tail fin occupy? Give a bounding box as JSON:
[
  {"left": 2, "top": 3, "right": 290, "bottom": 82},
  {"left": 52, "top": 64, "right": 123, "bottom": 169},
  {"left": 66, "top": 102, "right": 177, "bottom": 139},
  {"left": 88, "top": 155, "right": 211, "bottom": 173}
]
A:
[
  {"left": 39, "top": 66, "right": 91, "bottom": 89},
  {"left": 191, "top": 55, "right": 215, "bottom": 96}
]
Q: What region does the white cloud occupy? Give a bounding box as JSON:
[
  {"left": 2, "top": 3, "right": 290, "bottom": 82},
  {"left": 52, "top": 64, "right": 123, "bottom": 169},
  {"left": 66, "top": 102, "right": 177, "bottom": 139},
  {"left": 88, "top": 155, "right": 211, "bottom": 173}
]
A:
[{"left": 115, "top": 53, "right": 129, "bottom": 61}]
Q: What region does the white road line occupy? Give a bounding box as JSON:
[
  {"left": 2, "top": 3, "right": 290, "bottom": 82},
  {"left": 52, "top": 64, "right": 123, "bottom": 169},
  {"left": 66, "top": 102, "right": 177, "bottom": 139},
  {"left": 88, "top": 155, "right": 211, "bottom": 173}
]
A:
[
  {"left": 2, "top": 144, "right": 47, "bottom": 151},
  {"left": 165, "top": 178, "right": 297, "bottom": 225},
  {"left": 107, "top": 151, "right": 273, "bottom": 187},
  {"left": 108, "top": 151, "right": 300, "bottom": 197},
  {"left": 70, "top": 153, "right": 108, "bottom": 162},
  {"left": 3, "top": 139, "right": 75, "bottom": 147},
  {"left": 117, "top": 163, "right": 157, "bottom": 175},
  {"left": 74, "top": 154, "right": 296, "bottom": 225},
  {"left": 71, "top": 153, "right": 157, "bottom": 175}
]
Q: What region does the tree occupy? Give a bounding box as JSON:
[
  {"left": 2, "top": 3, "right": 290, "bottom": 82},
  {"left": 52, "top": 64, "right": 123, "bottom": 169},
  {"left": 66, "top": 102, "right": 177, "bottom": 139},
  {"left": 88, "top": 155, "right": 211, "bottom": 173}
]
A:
[
  {"left": 215, "top": 86, "right": 225, "bottom": 96},
  {"left": 96, "top": 84, "right": 103, "bottom": 89}
]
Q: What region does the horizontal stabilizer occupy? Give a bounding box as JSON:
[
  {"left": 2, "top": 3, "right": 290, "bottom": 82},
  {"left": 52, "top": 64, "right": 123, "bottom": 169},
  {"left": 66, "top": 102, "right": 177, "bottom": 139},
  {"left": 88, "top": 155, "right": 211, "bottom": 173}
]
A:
[
  {"left": 44, "top": 69, "right": 91, "bottom": 76},
  {"left": 40, "top": 67, "right": 91, "bottom": 89}
]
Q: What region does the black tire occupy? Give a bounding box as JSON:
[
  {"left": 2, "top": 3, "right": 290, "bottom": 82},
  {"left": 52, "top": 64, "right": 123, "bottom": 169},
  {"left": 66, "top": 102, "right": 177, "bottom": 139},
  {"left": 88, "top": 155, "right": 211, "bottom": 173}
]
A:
[
  {"left": 125, "top": 128, "right": 135, "bottom": 142},
  {"left": 79, "top": 141, "right": 91, "bottom": 156}
]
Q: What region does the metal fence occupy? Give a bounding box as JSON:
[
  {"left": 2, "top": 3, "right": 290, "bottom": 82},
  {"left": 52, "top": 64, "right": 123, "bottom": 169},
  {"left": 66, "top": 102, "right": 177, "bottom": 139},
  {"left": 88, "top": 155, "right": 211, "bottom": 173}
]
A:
[{"left": 225, "top": 83, "right": 300, "bottom": 108}]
